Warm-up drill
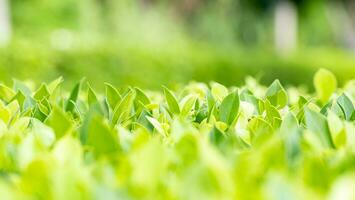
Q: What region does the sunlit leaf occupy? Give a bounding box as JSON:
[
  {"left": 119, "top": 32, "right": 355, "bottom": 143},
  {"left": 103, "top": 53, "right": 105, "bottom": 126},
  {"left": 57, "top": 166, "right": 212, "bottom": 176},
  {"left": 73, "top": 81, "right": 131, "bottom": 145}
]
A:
[
  {"left": 219, "top": 90, "right": 239, "bottom": 126},
  {"left": 314, "top": 68, "right": 337, "bottom": 104},
  {"left": 163, "top": 86, "right": 180, "bottom": 115}
]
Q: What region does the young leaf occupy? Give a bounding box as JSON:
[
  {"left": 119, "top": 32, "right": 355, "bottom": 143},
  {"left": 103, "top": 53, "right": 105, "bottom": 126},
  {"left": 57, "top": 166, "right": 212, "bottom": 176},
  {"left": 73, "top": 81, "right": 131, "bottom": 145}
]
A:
[
  {"left": 163, "top": 86, "right": 180, "bottom": 115},
  {"left": 33, "top": 84, "right": 50, "bottom": 101},
  {"left": 180, "top": 95, "right": 197, "bottom": 117},
  {"left": 13, "top": 79, "right": 32, "bottom": 97},
  {"left": 134, "top": 87, "right": 150, "bottom": 115},
  {"left": 135, "top": 87, "right": 150, "bottom": 105},
  {"left": 219, "top": 90, "right": 240, "bottom": 126},
  {"left": 46, "top": 106, "right": 73, "bottom": 139},
  {"left": 112, "top": 89, "right": 136, "bottom": 125},
  {"left": 304, "top": 107, "right": 335, "bottom": 148},
  {"left": 209, "top": 126, "right": 226, "bottom": 146},
  {"left": 248, "top": 117, "right": 273, "bottom": 146},
  {"left": 65, "top": 80, "right": 82, "bottom": 112},
  {"left": 87, "top": 83, "right": 98, "bottom": 105},
  {"left": 265, "top": 79, "right": 288, "bottom": 108},
  {"left": 146, "top": 116, "right": 165, "bottom": 135},
  {"left": 280, "top": 113, "right": 302, "bottom": 166},
  {"left": 11, "top": 91, "right": 26, "bottom": 109},
  {"left": 264, "top": 100, "right": 281, "bottom": 125},
  {"left": 86, "top": 115, "right": 119, "bottom": 155},
  {"left": 105, "top": 83, "right": 121, "bottom": 110},
  {"left": 0, "top": 84, "right": 16, "bottom": 102},
  {"left": 0, "top": 102, "right": 10, "bottom": 124},
  {"left": 314, "top": 68, "right": 337, "bottom": 104},
  {"left": 210, "top": 82, "right": 228, "bottom": 102},
  {"left": 336, "top": 93, "right": 354, "bottom": 121},
  {"left": 47, "top": 76, "right": 64, "bottom": 94}
]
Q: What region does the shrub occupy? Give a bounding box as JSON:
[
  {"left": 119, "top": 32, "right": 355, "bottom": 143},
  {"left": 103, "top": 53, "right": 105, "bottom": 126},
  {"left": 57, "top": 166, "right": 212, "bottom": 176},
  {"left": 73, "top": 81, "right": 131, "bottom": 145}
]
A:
[{"left": 0, "top": 69, "right": 355, "bottom": 199}]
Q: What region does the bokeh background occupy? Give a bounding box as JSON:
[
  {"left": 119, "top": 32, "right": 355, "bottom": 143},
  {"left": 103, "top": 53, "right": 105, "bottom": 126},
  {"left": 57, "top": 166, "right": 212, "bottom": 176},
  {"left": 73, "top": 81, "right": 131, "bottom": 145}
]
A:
[{"left": 0, "top": 0, "right": 355, "bottom": 89}]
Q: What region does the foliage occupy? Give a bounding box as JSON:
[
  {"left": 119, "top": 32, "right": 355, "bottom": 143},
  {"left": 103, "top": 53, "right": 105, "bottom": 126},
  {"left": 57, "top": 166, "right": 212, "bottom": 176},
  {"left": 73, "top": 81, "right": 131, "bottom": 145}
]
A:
[
  {"left": 0, "top": 69, "right": 355, "bottom": 199},
  {"left": 1, "top": 41, "right": 355, "bottom": 90}
]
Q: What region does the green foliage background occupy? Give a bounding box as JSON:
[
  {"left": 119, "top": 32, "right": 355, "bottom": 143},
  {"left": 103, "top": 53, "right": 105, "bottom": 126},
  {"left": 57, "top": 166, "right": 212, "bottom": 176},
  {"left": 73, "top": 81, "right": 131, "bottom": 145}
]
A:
[{"left": 2, "top": 0, "right": 354, "bottom": 89}]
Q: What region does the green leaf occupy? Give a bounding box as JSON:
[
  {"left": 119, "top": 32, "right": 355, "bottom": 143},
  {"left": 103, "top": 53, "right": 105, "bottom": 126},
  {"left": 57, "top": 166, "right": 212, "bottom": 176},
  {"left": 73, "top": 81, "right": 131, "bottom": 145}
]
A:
[
  {"left": 86, "top": 115, "right": 119, "bottom": 155},
  {"left": 0, "top": 102, "right": 10, "bottom": 124},
  {"left": 180, "top": 95, "right": 197, "bottom": 117},
  {"left": 33, "top": 105, "right": 48, "bottom": 122},
  {"left": 31, "top": 119, "right": 55, "bottom": 148},
  {"left": 46, "top": 106, "right": 73, "bottom": 139},
  {"left": 240, "top": 89, "right": 260, "bottom": 114},
  {"left": 264, "top": 100, "right": 281, "bottom": 125},
  {"left": 33, "top": 84, "right": 50, "bottom": 101},
  {"left": 280, "top": 113, "right": 302, "bottom": 165},
  {"left": 248, "top": 117, "right": 273, "bottom": 146},
  {"left": 47, "top": 77, "right": 63, "bottom": 94},
  {"left": 314, "top": 68, "right": 337, "bottom": 104},
  {"left": 219, "top": 90, "right": 240, "bottom": 126},
  {"left": 265, "top": 79, "right": 288, "bottom": 108},
  {"left": 209, "top": 126, "right": 226, "bottom": 146},
  {"left": 134, "top": 87, "right": 150, "bottom": 105},
  {"left": 163, "top": 86, "right": 180, "bottom": 115},
  {"left": 134, "top": 87, "right": 150, "bottom": 115},
  {"left": 207, "top": 90, "right": 215, "bottom": 112},
  {"left": 0, "top": 84, "right": 16, "bottom": 102},
  {"left": 65, "top": 80, "right": 82, "bottom": 112},
  {"left": 210, "top": 82, "right": 228, "bottom": 102},
  {"left": 327, "top": 111, "right": 346, "bottom": 148},
  {"left": 336, "top": 93, "right": 354, "bottom": 121},
  {"left": 10, "top": 91, "right": 26, "bottom": 109},
  {"left": 87, "top": 84, "right": 98, "bottom": 106},
  {"left": 13, "top": 79, "right": 32, "bottom": 97},
  {"left": 146, "top": 116, "right": 164, "bottom": 135},
  {"left": 105, "top": 83, "right": 121, "bottom": 110},
  {"left": 112, "top": 89, "right": 135, "bottom": 124},
  {"left": 304, "top": 107, "right": 335, "bottom": 148}
]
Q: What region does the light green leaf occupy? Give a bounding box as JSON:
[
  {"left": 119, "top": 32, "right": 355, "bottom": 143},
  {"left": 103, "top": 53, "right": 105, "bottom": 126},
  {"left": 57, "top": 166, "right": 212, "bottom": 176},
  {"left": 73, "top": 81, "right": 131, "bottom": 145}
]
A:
[
  {"left": 314, "top": 68, "right": 337, "bottom": 104},
  {"left": 211, "top": 82, "right": 228, "bottom": 102},
  {"left": 33, "top": 84, "right": 50, "bottom": 101},
  {"left": 13, "top": 79, "right": 32, "bottom": 97},
  {"left": 134, "top": 87, "right": 150, "bottom": 115},
  {"left": 86, "top": 115, "right": 119, "bottom": 155},
  {"left": 327, "top": 111, "right": 345, "bottom": 148},
  {"left": 31, "top": 119, "right": 55, "bottom": 148},
  {"left": 336, "top": 93, "right": 354, "bottom": 121},
  {"left": 46, "top": 106, "right": 73, "bottom": 139},
  {"left": 248, "top": 117, "right": 273, "bottom": 146},
  {"left": 87, "top": 84, "right": 98, "bottom": 105},
  {"left": 219, "top": 90, "right": 240, "bottom": 126},
  {"left": 265, "top": 79, "right": 288, "bottom": 108},
  {"left": 304, "top": 107, "right": 335, "bottom": 148},
  {"left": 0, "top": 102, "right": 10, "bottom": 124},
  {"left": 163, "top": 86, "right": 180, "bottom": 115},
  {"left": 0, "top": 84, "right": 16, "bottom": 102},
  {"left": 65, "top": 80, "right": 82, "bottom": 112},
  {"left": 47, "top": 76, "right": 64, "bottom": 94},
  {"left": 105, "top": 82, "right": 121, "bottom": 110},
  {"left": 112, "top": 89, "right": 135, "bottom": 124},
  {"left": 180, "top": 95, "right": 197, "bottom": 117},
  {"left": 135, "top": 87, "right": 150, "bottom": 105},
  {"left": 146, "top": 116, "right": 165, "bottom": 135}
]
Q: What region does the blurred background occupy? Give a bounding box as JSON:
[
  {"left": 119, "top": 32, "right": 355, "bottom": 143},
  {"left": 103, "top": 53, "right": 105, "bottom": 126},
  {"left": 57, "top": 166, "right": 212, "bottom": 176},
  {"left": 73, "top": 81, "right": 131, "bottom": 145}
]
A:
[{"left": 0, "top": 0, "right": 355, "bottom": 89}]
